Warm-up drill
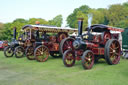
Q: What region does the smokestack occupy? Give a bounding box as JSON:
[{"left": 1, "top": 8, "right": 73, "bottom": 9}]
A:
[
  {"left": 13, "top": 27, "right": 16, "bottom": 40},
  {"left": 78, "top": 18, "right": 84, "bottom": 37}
]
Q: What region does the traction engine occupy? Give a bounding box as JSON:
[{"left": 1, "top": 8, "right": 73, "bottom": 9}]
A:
[{"left": 62, "top": 18, "right": 121, "bottom": 70}]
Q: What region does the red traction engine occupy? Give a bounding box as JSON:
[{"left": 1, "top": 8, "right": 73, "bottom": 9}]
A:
[{"left": 62, "top": 18, "right": 123, "bottom": 70}]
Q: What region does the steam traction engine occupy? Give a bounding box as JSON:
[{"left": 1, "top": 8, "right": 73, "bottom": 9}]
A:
[
  {"left": 22, "top": 25, "right": 77, "bottom": 62},
  {"left": 62, "top": 18, "right": 124, "bottom": 70},
  {"left": 4, "top": 27, "right": 27, "bottom": 58}
]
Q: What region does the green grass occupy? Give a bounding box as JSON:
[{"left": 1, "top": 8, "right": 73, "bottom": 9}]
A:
[{"left": 0, "top": 51, "right": 128, "bottom": 85}]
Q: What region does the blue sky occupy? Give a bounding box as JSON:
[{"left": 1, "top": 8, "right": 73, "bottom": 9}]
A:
[{"left": 0, "top": 0, "right": 128, "bottom": 26}]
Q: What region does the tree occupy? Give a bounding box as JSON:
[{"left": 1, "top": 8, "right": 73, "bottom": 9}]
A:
[
  {"left": 28, "top": 18, "right": 48, "bottom": 25},
  {"left": 107, "top": 4, "right": 128, "bottom": 28},
  {"left": 1, "top": 23, "right": 12, "bottom": 41},
  {"left": 123, "top": 2, "right": 128, "bottom": 9},
  {"left": 13, "top": 18, "right": 28, "bottom": 23},
  {"left": 88, "top": 9, "right": 106, "bottom": 25},
  {"left": 10, "top": 18, "right": 28, "bottom": 38},
  {"left": 67, "top": 5, "right": 90, "bottom": 29},
  {"left": 97, "top": 8, "right": 109, "bottom": 25},
  {"left": 0, "top": 23, "right": 4, "bottom": 40},
  {"left": 48, "top": 15, "right": 63, "bottom": 27}
]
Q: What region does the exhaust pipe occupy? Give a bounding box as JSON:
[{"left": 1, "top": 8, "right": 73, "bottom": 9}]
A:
[
  {"left": 13, "top": 27, "right": 16, "bottom": 40},
  {"left": 78, "top": 18, "right": 83, "bottom": 37}
]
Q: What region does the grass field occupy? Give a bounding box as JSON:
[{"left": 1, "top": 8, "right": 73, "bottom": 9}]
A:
[{"left": 0, "top": 51, "right": 128, "bottom": 85}]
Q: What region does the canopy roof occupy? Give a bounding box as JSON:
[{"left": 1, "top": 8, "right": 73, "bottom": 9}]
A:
[
  {"left": 86, "top": 24, "right": 124, "bottom": 32},
  {"left": 22, "top": 25, "right": 77, "bottom": 33}
]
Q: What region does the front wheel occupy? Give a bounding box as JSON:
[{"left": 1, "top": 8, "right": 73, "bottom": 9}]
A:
[
  {"left": 4, "top": 46, "right": 14, "bottom": 57},
  {"left": 82, "top": 50, "right": 94, "bottom": 70},
  {"left": 14, "top": 46, "right": 24, "bottom": 58},
  {"left": 63, "top": 50, "right": 75, "bottom": 67},
  {"left": 34, "top": 45, "right": 49, "bottom": 62},
  {"left": 25, "top": 46, "right": 35, "bottom": 60},
  {"left": 105, "top": 39, "right": 121, "bottom": 65}
]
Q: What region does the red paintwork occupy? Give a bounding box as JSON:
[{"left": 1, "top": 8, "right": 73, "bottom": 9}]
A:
[
  {"left": 92, "top": 48, "right": 104, "bottom": 55},
  {"left": 86, "top": 42, "right": 99, "bottom": 48},
  {"left": 43, "top": 42, "right": 59, "bottom": 51},
  {"left": 93, "top": 35, "right": 101, "bottom": 43},
  {"left": 108, "top": 27, "right": 124, "bottom": 32},
  {"left": 62, "top": 39, "right": 74, "bottom": 53},
  {"left": 76, "top": 56, "right": 81, "bottom": 61},
  {"left": 72, "top": 31, "right": 115, "bottom": 61}
]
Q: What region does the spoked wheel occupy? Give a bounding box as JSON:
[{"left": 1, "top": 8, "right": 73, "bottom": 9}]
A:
[
  {"left": 50, "top": 51, "right": 60, "bottom": 58},
  {"left": 4, "top": 46, "right": 14, "bottom": 57},
  {"left": 14, "top": 46, "right": 24, "bottom": 58},
  {"left": 60, "top": 37, "right": 75, "bottom": 55},
  {"left": 34, "top": 45, "right": 49, "bottom": 62},
  {"left": 63, "top": 50, "right": 75, "bottom": 67},
  {"left": 26, "top": 46, "right": 35, "bottom": 60},
  {"left": 82, "top": 50, "right": 94, "bottom": 70},
  {"left": 57, "top": 32, "right": 68, "bottom": 42},
  {"left": 105, "top": 39, "right": 121, "bottom": 65}
]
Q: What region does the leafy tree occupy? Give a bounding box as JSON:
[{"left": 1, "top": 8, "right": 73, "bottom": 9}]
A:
[
  {"left": 28, "top": 18, "right": 48, "bottom": 25},
  {"left": 0, "top": 23, "right": 4, "bottom": 40},
  {"left": 123, "top": 2, "right": 128, "bottom": 9},
  {"left": 1, "top": 23, "right": 12, "bottom": 41},
  {"left": 13, "top": 18, "right": 28, "bottom": 23},
  {"left": 10, "top": 18, "right": 28, "bottom": 38},
  {"left": 107, "top": 4, "right": 128, "bottom": 28},
  {"left": 97, "top": 8, "right": 109, "bottom": 25},
  {"left": 88, "top": 9, "right": 105, "bottom": 25},
  {"left": 48, "top": 15, "right": 63, "bottom": 27},
  {"left": 67, "top": 5, "right": 90, "bottom": 29}
]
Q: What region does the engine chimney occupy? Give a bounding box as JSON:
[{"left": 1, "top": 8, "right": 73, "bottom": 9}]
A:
[
  {"left": 13, "top": 27, "right": 16, "bottom": 40},
  {"left": 78, "top": 18, "right": 83, "bottom": 37}
]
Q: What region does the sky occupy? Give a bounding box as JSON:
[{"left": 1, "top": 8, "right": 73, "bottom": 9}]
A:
[{"left": 0, "top": 0, "right": 128, "bottom": 26}]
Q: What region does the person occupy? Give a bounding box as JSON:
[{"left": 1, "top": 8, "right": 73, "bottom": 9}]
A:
[
  {"left": 42, "top": 32, "right": 49, "bottom": 41},
  {"left": 35, "top": 21, "right": 40, "bottom": 40}
]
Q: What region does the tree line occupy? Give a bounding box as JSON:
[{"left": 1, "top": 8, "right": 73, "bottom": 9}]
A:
[
  {"left": 0, "top": 15, "right": 62, "bottom": 41},
  {"left": 67, "top": 2, "right": 128, "bottom": 30},
  {"left": 0, "top": 2, "right": 128, "bottom": 41}
]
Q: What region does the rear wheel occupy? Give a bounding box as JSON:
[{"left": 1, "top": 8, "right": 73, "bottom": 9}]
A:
[
  {"left": 26, "top": 46, "right": 35, "bottom": 60},
  {"left": 105, "top": 39, "right": 121, "bottom": 65},
  {"left": 14, "top": 46, "right": 24, "bottom": 58},
  {"left": 57, "top": 32, "right": 68, "bottom": 42},
  {"left": 34, "top": 45, "right": 49, "bottom": 62},
  {"left": 82, "top": 50, "right": 94, "bottom": 70},
  {"left": 4, "top": 46, "right": 14, "bottom": 57},
  {"left": 60, "top": 37, "right": 75, "bottom": 55},
  {"left": 63, "top": 50, "right": 75, "bottom": 67}
]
